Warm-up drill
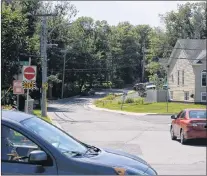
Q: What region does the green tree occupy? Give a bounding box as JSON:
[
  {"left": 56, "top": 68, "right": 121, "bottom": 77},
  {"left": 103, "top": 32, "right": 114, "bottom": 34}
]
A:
[
  {"left": 160, "top": 2, "right": 206, "bottom": 47},
  {"left": 1, "top": 2, "right": 28, "bottom": 87}
]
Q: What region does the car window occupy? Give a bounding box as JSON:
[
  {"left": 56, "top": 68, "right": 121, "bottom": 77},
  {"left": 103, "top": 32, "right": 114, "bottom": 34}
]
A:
[
  {"left": 189, "top": 110, "right": 206, "bottom": 119},
  {"left": 21, "top": 117, "right": 88, "bottom": 156},
  {"left": 180, "top": 111, "right": 186, "bottom": 118},
  {"left": 1, "top": 125, "right": 53, "bottom": 166},
  {"left": 177, "top": 111, "right": 183, "bottom": 118}
]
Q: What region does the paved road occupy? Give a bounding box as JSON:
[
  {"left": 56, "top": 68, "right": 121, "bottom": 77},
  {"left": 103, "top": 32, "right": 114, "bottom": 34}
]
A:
[{"left": 48, "top": 91, "right": 206, "bottom": 175}]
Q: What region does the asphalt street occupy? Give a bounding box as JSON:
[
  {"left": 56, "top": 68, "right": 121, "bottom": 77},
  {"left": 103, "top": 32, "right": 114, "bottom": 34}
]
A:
[{"left": 48, "top": 90, "right": 207, "bottom": 175}]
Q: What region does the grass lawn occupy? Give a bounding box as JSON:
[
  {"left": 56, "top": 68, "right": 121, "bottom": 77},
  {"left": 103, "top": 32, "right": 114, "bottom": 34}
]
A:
[
  {"left": 1, "top": 105, "right": 12, "bottom": 110},
  {"left": 33, "top": 109, "right": 52, "bottom": 123},
  {"left": 95, "top": 100, "right": 206, "bottom": 114},
  {"left": 2, "top": 106, "right": 52, "bottom": 123}
]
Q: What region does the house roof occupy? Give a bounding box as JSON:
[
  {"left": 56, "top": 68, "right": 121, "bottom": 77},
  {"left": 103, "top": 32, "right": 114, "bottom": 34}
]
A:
[
  {"left": 168, "top": 39, "right": 206, "bottom": 65},
  {"left": 193, "top": 49, "right": 206, "bottom": 64}
]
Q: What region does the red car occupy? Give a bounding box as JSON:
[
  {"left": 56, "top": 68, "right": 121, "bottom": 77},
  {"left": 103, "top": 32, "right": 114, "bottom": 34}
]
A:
[{"left": 170, "top": 109, "right": 207, "bottom": 144}]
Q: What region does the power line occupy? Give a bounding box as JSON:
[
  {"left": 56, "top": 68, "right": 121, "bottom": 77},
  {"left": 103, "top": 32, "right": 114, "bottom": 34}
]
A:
[
  {"left": 163, "top": 57, "right": 205, "bottom": 61},
  {"left": 48, "top": 56, "right": 204, "bottom": 73},
  {"left": 147, "top": 46, "right": 205, "bottom": 51}
]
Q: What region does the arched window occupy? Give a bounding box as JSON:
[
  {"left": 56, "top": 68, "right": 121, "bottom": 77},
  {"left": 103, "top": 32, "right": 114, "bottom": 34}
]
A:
[{"left": 201, "top": 70, "right": 206, "bottom": 87}]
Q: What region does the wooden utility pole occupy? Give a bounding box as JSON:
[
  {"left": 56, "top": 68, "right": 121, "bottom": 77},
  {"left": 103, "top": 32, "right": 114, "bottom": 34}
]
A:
[{"left": 142, "top": 40, "right": 146, "bottom": 83}]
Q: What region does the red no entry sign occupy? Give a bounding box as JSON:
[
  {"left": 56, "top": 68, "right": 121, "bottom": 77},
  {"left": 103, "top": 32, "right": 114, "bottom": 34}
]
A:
[{"left": 23, "top": 66, "right": 37, "bottom": 81}]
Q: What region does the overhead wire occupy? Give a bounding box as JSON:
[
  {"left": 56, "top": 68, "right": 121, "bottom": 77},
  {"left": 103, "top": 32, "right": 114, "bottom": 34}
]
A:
[{"left": 47, "top": 44, "right": 205, "bottom": 73}]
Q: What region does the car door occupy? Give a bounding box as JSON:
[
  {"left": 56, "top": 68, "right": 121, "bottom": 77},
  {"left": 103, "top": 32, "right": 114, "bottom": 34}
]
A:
[
  {"left": 1, "top": 125, "right": 58, "bottom": 175},
  {"left": 177, "top": 111, "right": 186, "bottom": 137},
  {"left": 173, "top": 111, "right": 183, "bottom": 136}
]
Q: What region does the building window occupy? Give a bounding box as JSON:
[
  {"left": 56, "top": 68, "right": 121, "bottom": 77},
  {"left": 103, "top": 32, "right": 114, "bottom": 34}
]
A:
[
  {"left": 201, "top": 70, "right": 206, "bottom": 87},
  {"left": 184, "top": 91, "right": 189, "bottom": 100},
  {"left": 182, "top": 70, "right": 184, "bottom": 86},
  {"left": 177, "top": 70, "right": 180, "bottom": 86},
  {"left": 201, "top": 92, "right": 206, "bottom": 102},
  {"left": 170, "top": 91, "right": 173, "bottom": 99}
]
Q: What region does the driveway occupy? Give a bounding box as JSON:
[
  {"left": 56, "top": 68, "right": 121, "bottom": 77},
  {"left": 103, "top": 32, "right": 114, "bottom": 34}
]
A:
[{"left": 48, "top": 90, "right": 206, "bottom": 175}]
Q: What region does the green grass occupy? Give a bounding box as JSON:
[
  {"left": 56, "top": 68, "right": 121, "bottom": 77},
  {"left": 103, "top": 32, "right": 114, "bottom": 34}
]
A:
[
  {"left": 128, "top": 90, "right": 136, "bottom": 94},
  {"left": 2, "top": 106, "right": 52, "bottom": 123},
  {"left": 33, "top": 109, "right": 52, "bottom": 123},
  {"left": 1, "top": 105, "right": 12, "bottom": 110},
  {"left": 95, "top": 99, "right": 206, "bottom": 114}
]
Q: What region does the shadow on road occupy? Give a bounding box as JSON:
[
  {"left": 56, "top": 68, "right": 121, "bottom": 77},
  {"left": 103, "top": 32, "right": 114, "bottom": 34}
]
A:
[
  {"left": 47, "top": 107, "right": 74, "bottom": 112},
  {"left": 175, "top": 139, "right": 207, "bottom": 147},
  {"left": 187, "top": 139, "right": 207, "bottom": 147},
  {"left": 49, "top": 89, "right": 131, "bottom": 106}
]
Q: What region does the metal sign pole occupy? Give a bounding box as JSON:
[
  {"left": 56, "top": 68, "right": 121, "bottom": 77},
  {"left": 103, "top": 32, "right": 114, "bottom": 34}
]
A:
[
  {"left": 17, "top": 74, "right": 19, "bottom": 111},
  {"left": 166, "top": 65, "right": 169, "bottom": 113},
  {"left": 25, "top": 57, "right": 31, "bottom": 113}
]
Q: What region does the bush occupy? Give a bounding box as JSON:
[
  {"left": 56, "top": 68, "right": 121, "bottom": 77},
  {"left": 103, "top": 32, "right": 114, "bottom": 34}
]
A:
[
  {"left": 102, "top": 81, "right": 112, "bottom": 89},
  {"left": 103, "top": 94, "right": 116, "bottom": 100},
  {"left": 117, "top": 100, "right": 122, "bottom": 104},
  {"left": 95, "top": 99, "right": 103, "bottom": 104},
  {"left": 134, "top": 98, "right": 145, "bottom": 105},
  {"left": 125, "top": 98, "right": 134, "bottom": 104}
]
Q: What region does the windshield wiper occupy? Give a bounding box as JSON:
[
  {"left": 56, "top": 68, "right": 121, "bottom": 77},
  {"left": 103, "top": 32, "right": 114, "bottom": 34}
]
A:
[
  {"left": 84, "top": 145, "right": 100, "bottom": 156},
  {"left": 62, "top": 151, "right": 83, "bottom": 157}
]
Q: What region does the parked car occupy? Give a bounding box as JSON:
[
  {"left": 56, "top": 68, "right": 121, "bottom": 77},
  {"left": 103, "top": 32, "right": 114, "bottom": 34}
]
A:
[
  {"left": 145, "top": 82, "right": 156, "bottom": 90},
  {"left": 170, "top": 109, "right": 207, "bottom": 144},
  {"left": 133, "top": 83, "right": 145, "bottom": 91},
  {"left": 2, "top": 110, "right": 157, "bottom": 175}
]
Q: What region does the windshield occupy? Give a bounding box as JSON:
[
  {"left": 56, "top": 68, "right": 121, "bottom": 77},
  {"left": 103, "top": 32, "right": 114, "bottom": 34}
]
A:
[
  {"left": 21, "top": 117, "right": 87, "bottom": 155},
  {"left": 189, "top": 110, "right": 206, "bottom": 119}
]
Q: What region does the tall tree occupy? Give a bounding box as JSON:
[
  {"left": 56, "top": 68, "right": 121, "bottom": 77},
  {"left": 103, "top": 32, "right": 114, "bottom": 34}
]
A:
[
  {"left": 159, "top": 2, "right": 206, "bottom": 47},
  {"left": 1, "top": 2, "right": 28, "bottom": 87}
]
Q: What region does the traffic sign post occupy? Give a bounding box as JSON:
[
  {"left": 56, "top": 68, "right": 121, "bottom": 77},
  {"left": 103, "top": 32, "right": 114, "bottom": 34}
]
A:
[
  {"left": 22, "top": 81, "right": 36, "bottom": 89},
  {"left": 22, "top": 58, "right": 37, "bottom": 114},
  {"left": 20, "top": 61, "right": 29, "bottom": 66},
  {"left": 22, "top": 66, "right": 37, "bottom": 81},
  {"left": 13, "top": 80, "right": 24, "bottom": 95},
  {"left": 121, "top": 90, "right": 128, "bottom": 110}
]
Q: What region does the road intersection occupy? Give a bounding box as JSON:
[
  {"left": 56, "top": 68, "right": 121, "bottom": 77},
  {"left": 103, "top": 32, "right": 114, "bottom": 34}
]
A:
[{"left": 48, "top": 91, "right": 206, "bottom": 175}]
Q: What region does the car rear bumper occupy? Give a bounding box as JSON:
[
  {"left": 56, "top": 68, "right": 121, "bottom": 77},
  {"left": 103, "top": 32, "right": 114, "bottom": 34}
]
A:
[{"left": 186, "top": 130, "right": 207, "bottom": 139}]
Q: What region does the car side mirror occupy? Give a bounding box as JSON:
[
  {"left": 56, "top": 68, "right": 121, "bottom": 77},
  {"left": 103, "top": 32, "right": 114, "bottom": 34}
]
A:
[
  {"left": 29, "top": 150, "right": 47, "bottom": 163},
  {"left": 171, "top": 115, "right": 177, "bottom": 119}
]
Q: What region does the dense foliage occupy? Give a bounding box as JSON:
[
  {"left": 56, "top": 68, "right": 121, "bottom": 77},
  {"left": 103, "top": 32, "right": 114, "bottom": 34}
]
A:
[{"left": 1, "top": 1, "right": 206, "bottom": 98}]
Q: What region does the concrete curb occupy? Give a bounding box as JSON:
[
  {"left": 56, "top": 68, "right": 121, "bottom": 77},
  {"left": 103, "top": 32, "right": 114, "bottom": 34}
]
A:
[
  {"left": 86, "top": 104, "right": 153, "bottom": 116},
  {"left": 86, "top": 104, "right": 173, "bottom": 116}
]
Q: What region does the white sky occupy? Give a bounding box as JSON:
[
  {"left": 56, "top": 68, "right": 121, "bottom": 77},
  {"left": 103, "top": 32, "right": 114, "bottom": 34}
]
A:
[{"left": 71, "top": 1, "right": 200, "bottom": 28}]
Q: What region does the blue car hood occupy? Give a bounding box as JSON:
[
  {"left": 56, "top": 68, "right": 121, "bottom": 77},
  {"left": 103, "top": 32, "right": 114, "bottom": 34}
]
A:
[{"left": 75, "top": 148, "right": 150, "bottom": 173}]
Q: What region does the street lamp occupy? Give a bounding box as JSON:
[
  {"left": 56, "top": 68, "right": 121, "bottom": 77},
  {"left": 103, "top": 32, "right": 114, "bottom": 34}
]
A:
[
  {"left": 166, "top": 65, "right": 170, "bottom": 112},
  {"left": 40, "top": 21, "right": 73, "bottom": 117},
  {"left": 48, "top": 22, "right": 73, "bottom": 41},
  {"left": 60, "top": 46, "right": 73, "bottom": 99},
  {"left": 49, "top": 21, "right": 92, "bottom": 99},
  {"left": 48, "top": 22, "right": 73, "bottom": 99}
]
